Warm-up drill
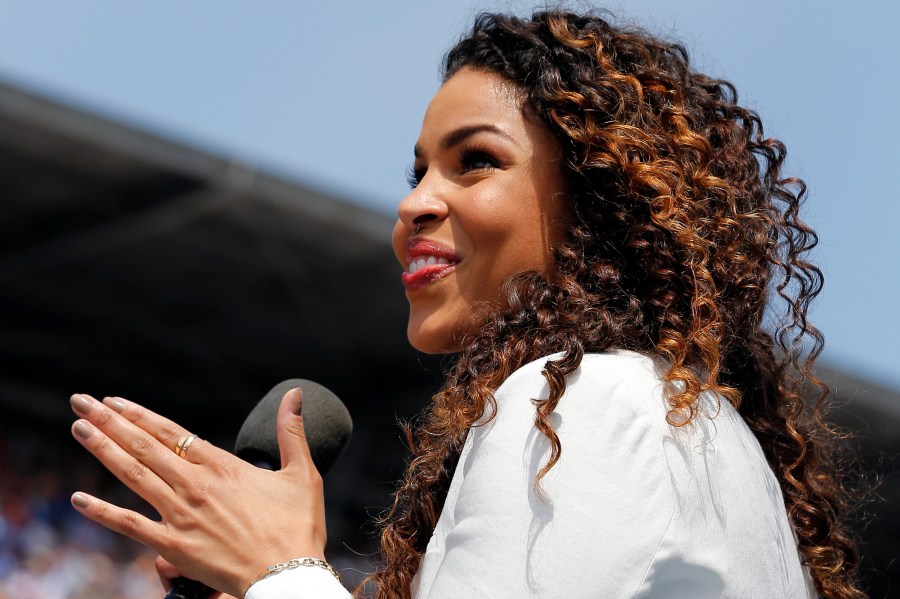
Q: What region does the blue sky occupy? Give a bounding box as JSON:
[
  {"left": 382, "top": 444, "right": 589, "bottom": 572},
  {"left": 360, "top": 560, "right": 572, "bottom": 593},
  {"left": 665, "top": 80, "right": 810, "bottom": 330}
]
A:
[{"left": 1, "top": 0, "right": 897, "bottom": 389}]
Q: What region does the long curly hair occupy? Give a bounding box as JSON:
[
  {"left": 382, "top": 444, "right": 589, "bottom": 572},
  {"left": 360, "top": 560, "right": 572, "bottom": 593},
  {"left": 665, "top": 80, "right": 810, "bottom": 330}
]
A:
[{"left": 366, "top": 10, "right": 864, "bottom": 599}]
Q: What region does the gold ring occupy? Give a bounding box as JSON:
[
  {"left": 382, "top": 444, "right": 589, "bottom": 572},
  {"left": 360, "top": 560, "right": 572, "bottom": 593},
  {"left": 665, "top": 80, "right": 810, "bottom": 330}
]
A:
[{"left": 175, "top": 434, "right": 197, "bottom": 459}]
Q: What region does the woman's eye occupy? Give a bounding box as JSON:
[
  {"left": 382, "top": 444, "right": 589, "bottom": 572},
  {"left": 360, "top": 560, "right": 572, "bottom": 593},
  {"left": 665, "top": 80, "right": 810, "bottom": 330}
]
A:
[
  {"left": 460, "top": 150, "right": 499, "bottom": 174},
  {"left": 406, "top": 164, "right": 426, "bottom": 189}
]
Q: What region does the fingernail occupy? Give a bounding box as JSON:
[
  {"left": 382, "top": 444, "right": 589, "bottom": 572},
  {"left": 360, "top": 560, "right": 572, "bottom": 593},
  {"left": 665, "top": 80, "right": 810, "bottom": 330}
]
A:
[
  {"left": 71, "top": 493, "right": 90, "bottom": 509},
  {"left": 289, "top": 388, "right": 303, "bottom": 415},
  {"left": 70, "top": 394, "right": 93, "bottom": 415},
  {"left": 73, "top": 420, "right": 93, "bottom": 439},
  {"left": 105, "top": 397, "right": 126, "bottom": 413}
]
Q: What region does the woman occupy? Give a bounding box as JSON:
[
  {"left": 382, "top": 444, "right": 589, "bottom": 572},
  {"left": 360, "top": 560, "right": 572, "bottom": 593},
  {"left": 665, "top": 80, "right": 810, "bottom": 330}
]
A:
[{"left": 67, "top": 10, "right": 864, "bottom": 599}]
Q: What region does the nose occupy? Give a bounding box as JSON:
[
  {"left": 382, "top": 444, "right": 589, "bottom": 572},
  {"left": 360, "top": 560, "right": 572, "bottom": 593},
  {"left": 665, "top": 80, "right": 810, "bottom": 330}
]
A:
[{"left": 397, "top": 181, "right": 449, "bottom": 232}]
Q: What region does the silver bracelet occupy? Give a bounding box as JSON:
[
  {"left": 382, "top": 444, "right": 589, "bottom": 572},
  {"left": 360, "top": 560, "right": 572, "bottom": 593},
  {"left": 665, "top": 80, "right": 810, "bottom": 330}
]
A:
[{"left": 246, "top": 556, "right": 340, "bottom": 595}]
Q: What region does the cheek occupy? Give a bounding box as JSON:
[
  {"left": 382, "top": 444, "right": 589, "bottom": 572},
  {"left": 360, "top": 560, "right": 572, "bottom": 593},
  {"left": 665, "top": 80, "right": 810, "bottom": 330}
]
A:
[
  {"left": 468, "top": 184, "right": 538, "bottom": 245},
  {"left": 472, "top": 191, "right": 558, "bottom": 272}
]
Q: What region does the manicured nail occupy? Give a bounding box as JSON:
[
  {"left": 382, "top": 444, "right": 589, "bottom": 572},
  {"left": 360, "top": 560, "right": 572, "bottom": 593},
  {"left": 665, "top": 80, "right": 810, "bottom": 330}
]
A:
[
  {"left": 289, "top": 388, "right": 303, "bottom": 415},
  {"left": 71, "top": 493, "right": 90, "bottom": 509},
  {"left": 70, "top": 394, "right": 93, "bottom": 415},
  {"left": 105, "top": 397, "right": 126, "bottom": 413},
  {"left": 73, "top": 420, "right": 93, "bottom": 439}
]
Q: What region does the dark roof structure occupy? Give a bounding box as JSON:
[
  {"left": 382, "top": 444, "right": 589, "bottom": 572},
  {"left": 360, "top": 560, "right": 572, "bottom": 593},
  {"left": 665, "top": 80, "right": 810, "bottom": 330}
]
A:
[
  {"left": 0, "top": 78, "right": 442, "bottom": 427},
  {"left": 1, "top": 79, "right": 896, "bottom": 593}
]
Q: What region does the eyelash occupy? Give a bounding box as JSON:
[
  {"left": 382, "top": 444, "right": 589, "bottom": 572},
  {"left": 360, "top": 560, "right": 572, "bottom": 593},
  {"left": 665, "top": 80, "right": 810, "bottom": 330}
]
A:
[
  {"left": 459, "top": 146, "right": 500, "bottom": 174},
  {"left": 405, "top": 145, "right": 501, "bottom": 189},
  {"left": 406, "top": 164, "right": 424, "bottom": 189}
]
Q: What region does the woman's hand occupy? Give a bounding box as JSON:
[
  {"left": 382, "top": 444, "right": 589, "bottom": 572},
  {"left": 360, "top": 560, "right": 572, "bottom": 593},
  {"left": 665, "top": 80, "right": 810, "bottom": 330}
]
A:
[{"left": 69, "top": 387, "right": 326, "bottom": 598}]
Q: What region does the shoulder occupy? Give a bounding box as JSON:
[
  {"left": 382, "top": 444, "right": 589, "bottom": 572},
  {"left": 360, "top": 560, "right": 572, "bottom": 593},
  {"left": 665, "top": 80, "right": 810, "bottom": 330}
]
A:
[
  {"left": 501, "top": 348, "right": 663, "bottom": 387},
  {"left": 440, "top": 351, "right": 685, "bottom": 595},
  {"left": 435, "top": 351, "right": 812, "bottom": 597},
  {"left": 490, "top": 349, "right": 672, "bottom": 429},
  {"left": 472, "top": 349, "right": 677, "bottom": 512}
]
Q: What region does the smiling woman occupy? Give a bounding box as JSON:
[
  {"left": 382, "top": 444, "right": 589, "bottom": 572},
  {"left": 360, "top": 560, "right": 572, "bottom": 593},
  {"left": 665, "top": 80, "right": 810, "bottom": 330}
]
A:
[
  {"left": 393, "top": 68, "right": 566, "bottom": 354},
  {"left": 69, "top": 9, "right": 865, "bottom": 599}
]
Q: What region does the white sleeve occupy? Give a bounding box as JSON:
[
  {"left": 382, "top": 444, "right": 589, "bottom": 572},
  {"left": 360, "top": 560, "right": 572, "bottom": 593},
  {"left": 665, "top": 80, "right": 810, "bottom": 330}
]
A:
[
  {"left": 414, "top": 352, "right": 710, "bottom": 598},
  {"left": 414, "top": 351, "right": 817, "bottom": 599},
  {"left": 244, "top": 352, "right": 811, "bottom": 598},
  {"left": 244, "top": 564, "right": 352, "bottom": 599}
]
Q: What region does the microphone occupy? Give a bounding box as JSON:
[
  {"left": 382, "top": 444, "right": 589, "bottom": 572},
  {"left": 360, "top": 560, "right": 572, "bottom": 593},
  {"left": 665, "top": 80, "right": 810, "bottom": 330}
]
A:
[{"left": 164, "top": 380, "right": 352, "bottom": 599}]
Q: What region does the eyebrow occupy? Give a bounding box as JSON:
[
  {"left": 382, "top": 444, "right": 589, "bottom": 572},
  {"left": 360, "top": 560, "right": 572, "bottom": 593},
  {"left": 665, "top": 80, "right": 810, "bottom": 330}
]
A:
[{"left": 413, "top": 124, "right": 517, "bottom": 158}]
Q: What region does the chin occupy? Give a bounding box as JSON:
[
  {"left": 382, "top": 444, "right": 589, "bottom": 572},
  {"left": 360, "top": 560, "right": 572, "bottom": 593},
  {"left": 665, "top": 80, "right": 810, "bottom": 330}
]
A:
[{"left": 407, "top": 322, "right": 462, "bottom": 355}]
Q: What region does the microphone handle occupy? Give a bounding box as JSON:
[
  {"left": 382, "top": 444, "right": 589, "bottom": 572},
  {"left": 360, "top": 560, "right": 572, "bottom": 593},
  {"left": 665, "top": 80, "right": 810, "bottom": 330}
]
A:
[{"left": 165, "top": 578, "right": 215, "bottom": 599}]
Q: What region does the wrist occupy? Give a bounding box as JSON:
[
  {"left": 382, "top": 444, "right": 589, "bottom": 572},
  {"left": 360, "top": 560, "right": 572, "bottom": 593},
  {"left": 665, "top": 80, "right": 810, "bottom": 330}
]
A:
[
  {"left": 237, "top": 537, "right": 326, "bottom": 595},
  {"left": 244, "top": 556, "right": 340, "bottom": 597}
]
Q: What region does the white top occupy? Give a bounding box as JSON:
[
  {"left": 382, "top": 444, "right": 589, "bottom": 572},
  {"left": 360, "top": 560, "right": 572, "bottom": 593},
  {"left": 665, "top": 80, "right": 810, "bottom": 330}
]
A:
[{"left": 246, "top": 351, "right": 815, "bottom": 599}]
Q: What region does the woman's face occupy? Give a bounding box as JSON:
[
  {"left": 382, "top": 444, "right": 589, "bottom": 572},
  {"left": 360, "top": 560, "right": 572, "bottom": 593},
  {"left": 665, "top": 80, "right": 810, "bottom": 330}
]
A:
[{"left": 392, "top": 67, "right": 567, "bottom": 354}]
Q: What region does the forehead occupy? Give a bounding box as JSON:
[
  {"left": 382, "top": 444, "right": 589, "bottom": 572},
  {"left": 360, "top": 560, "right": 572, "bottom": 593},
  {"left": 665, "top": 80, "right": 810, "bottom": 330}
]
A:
[{"left": 421, "top": 68, "right": 526, "bottom": 133}]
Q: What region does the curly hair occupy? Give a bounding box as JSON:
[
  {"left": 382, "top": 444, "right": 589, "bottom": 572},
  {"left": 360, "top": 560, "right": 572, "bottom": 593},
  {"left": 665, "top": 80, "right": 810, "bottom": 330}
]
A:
[{"left": 366, "top": 10, "right": 864, "bottom": 599}]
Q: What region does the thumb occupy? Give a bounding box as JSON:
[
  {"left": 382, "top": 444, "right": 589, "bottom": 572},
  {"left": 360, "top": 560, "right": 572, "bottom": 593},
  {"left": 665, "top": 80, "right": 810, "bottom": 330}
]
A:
[
  {"left": 276, "top": 387, "right": 318, "bottom": 473},
  {"left": 156, "top": 556, "right": 224, "bottom": 597},
  {"left": 154, "top": 555, "right": 181, "bottom": 591}
]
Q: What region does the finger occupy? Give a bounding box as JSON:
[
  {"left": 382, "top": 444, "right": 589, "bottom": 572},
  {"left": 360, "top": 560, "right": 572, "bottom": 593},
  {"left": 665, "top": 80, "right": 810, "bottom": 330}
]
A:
[
  {"left": 71, "top": 393, "right": 188, "bottom": 486},
  {"left": 72, "top": 394, "right": 209, "bottom": 480},
  {"left": 155, "top": 555, "right": 180, "bottom": 591},
  {"left": 100, "top": 395, "right": 194, "bottom": 458},
  {"left": 155, "top": 556, "right": 221, "bottom": 597},
  {"left": 110, "top": 396, "right": 232, "bottom": 468},
  {"left": 71, "top": 491, "right": 166, "bottom": 551},
  {"left": 276, "top": 388, "right": 318, "bottom": 475},
  {"left": 71, "top": 418, "right": 177, "bottom": 505}
]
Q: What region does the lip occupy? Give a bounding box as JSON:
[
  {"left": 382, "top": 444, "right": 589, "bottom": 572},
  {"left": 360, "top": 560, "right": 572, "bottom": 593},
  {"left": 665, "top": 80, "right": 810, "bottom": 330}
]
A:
[{"left": 401, "top": 239, "right": 460, "bottom": 290}]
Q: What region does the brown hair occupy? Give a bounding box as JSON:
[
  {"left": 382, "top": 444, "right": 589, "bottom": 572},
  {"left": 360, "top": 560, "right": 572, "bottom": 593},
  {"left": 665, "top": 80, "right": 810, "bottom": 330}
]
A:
[{"left": 367, "top": 10, "right": 863, "bottom": 598}]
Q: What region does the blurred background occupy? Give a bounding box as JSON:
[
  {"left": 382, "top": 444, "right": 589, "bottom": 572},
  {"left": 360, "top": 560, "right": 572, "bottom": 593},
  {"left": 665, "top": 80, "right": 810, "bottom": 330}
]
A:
[{"left": 0, "top": 1, "right": 897, "bottom": 597}]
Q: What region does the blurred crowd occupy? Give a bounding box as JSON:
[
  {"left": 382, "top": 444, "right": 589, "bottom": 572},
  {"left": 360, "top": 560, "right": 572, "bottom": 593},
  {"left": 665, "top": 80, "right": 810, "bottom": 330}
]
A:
[{"left": 0, "top": 430, "right": 164, "bottom": 599}]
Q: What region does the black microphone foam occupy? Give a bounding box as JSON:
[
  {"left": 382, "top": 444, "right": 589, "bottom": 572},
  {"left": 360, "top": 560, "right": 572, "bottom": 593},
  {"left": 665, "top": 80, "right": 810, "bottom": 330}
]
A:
[
  {"left": 234, "top": 378, "right": 353, "bottom": 473},
  {"left": 165, "top": 380, "right": 352, "bottom": 599}
]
